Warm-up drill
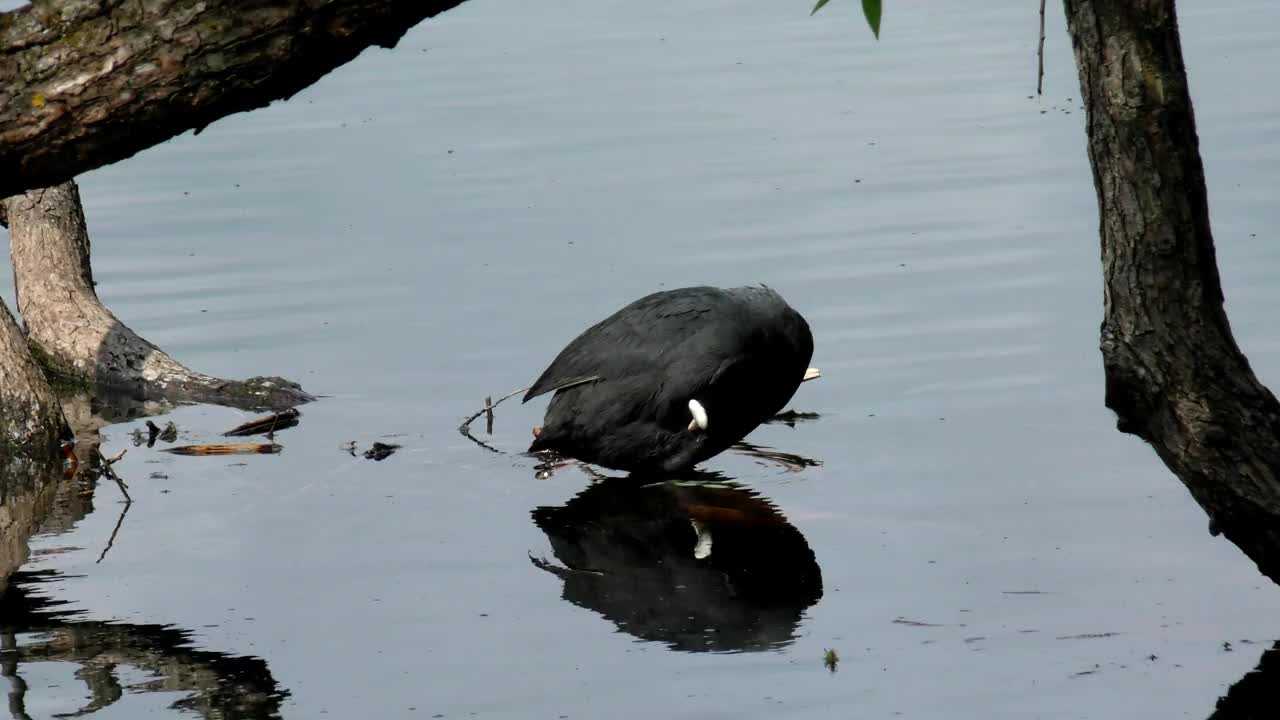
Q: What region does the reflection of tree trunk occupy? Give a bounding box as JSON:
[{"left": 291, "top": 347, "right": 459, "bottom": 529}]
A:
[
  {"left": 1, "top": 631, "right": 35, "bottom": 720},
  {"left": 0, "top": 0, "right": 466, "bottom": 198},
  {"left": 3, "top": 182, "right": 312, "bottom": 411},
  {"left": 2, "top": 573, "right": 289, "bottom": 719},
  {"left": 3, "top": 392, "right": 158, "bottom": 596},
  {"left": 1065, "top": 2, "right": 1280, "bottom": 584},
  {"left": 0, "top": 461, "right": 62, "bottom": 598},
  {"left": 2, "top": 388, "right": 288, "bottom": 718}
]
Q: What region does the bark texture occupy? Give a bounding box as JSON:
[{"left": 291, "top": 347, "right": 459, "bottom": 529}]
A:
[
  {"left": 0, "top": 0, "right": 466, "bottom": 198},
  {"left": 3, "top": 181, "right": 312, "bottom": 411},
  {"left": 1065, "top": 0, "right": 1280, "bottom": 583},
  {"left": 0, "top": 299, "right": 69, "bottom": 461}
]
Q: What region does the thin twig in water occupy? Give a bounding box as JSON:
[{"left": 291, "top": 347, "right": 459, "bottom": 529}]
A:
[
  {"left": 1037, "top": 0, "right": 1047, "bottom": 95},
  {"left": 96, "top": 500, "right": 132, "bottom": 564},
  {"left": 458, "top": 385, "right": 531, "bottom": 434},
  {"left": 95, "top": 448, "right": 132, "bottom": 503}
]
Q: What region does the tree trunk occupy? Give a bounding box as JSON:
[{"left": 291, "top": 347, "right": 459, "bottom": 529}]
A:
[
  {"left": 1064, "top": 0, "right": 1280, "bottom": 584},
  {"left": 3, "top": 182, "right": 312, "bottom": 411},
  {"left": 0, "top": 298, "right": 68, "bottom": 462},
  {"left": 0, "top": 0, "right": 466, "bottom": 198}
]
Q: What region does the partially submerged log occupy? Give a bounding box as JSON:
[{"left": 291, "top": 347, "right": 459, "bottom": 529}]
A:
[{"left": 3, "top": 181, "right": 312, "bottom": 412}]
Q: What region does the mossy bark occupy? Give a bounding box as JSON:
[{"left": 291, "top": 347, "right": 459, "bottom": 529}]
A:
[{"left": 0, "top": 300, "right": 69, "bottom": 463}]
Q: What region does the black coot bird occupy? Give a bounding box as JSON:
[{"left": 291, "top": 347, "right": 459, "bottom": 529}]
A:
[{"left": 523, "top": 285, "right": 819, "bottom": 473}]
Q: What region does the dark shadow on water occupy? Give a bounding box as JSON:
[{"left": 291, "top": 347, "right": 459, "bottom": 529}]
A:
[
  {"left": 0, "top": 569, "right": 288, "bottom": 719},
  {"left": 1211, "top": 640, "right": 1280, "bottom": 719},
  {"left": 530, "top": 472, "right": 824, "bottom": 653},
  {"left": 2, "top": 388, "right": 291, "bottom": 719}
]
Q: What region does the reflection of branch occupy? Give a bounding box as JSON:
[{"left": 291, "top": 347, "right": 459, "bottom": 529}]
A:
[
  {"left": 95, "top": 501, "right": 132, "bottom": 565},
  {"left": 731, "top": 441, "right": 822, "bottom": 472},
  {"left": 2, "top": 571, "right": 288, "bottom": 719},
  {"left": 763, "top": 409, "right": 822, "bottom": 428},
  {"left": 458, "top": 426, "right": 504, "bottom": 455}
]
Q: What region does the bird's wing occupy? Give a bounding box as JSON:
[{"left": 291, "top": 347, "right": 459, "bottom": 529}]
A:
[{"left": 522, "top": 291, "right": 721, "bottom": 403}]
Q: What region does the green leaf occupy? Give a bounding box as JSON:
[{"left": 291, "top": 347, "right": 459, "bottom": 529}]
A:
[
  {"left": 862, "top": 0, "right": 882, "bottom": 39},
  {"left": 810, "top": 0, "right": 832, "bottom": 15}
]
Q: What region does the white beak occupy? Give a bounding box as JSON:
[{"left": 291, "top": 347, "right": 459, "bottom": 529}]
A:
[
  {"left": 687, "top": 399, "right": 709, "bottom": 432},
  {"left": 803, "top": 367, "right": 822, "bottom": 382}
]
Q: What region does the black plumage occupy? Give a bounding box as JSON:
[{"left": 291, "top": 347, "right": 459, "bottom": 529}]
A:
[{"left": 523, "top": 285, "right": 815, "bottom": 473}]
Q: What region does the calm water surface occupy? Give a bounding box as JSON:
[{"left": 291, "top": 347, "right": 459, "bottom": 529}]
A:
[{"left": 4, "top": 1, "right": 1280, "bottom": 717}]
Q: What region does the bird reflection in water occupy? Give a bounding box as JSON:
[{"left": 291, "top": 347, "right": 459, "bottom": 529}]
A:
[
  {"left": 529, "top": 471, "right": 823, "bottom": 653},
  {"left": 0, "top": 570, "right": 288, "bottom": 719}
]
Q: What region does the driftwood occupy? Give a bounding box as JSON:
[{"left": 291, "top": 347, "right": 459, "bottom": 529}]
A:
[{"left": 163, "top": 443, "right": 282, "bottom": 456}]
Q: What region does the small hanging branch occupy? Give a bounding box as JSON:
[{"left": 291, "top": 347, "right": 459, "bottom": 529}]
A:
[{"left": 1037, "top": 0, "right": 1047, "bottom": 95}]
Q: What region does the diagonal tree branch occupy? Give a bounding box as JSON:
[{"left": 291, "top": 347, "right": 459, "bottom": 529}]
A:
[
  {"left": 0, "top": 0, "right": 467, "bottom": 198},
  {"left": 1065, "top": 0, "right": 1280, "bottom": 585}
]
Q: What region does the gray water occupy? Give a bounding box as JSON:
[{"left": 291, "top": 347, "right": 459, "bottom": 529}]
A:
[{"left": 4, "top": 0, "right": 1280, "bottom": 717}]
